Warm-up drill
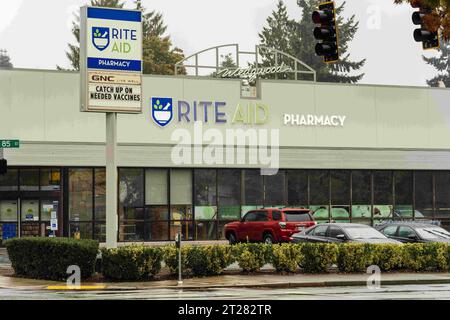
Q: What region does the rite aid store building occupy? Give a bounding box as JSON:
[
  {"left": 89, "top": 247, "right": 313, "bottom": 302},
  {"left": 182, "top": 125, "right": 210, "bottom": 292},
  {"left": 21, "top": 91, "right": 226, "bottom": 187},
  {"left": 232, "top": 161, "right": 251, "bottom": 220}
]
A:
[{"left": 1, "top": 67, "right": 450, "bottom": 243}]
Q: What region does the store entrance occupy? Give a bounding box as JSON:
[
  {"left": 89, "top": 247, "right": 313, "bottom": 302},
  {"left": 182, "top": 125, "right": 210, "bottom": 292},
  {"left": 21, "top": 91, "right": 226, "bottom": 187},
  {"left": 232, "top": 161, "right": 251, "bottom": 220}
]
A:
[
  {"left": 19, "top": 198, "right": 59, "bottom": 237},
  {"left": 0, "top": 167, "right": 63, "bottom": 243},
  {"left": 0, "top": 198, "right": 60, "bottom": 240}
]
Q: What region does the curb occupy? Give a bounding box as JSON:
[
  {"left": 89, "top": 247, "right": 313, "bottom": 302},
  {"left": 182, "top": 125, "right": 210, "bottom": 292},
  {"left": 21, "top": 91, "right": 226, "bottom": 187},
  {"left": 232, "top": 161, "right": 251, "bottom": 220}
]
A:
[{"left": 21, "top": 278, "right": 450, "bottom": 291}]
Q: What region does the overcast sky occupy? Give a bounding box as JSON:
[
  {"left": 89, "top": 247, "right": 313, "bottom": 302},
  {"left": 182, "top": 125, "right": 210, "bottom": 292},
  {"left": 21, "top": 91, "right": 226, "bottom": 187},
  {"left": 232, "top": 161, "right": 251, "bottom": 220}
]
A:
[{"left": 0, "top": 0, "right": 441, "bottom": 87}]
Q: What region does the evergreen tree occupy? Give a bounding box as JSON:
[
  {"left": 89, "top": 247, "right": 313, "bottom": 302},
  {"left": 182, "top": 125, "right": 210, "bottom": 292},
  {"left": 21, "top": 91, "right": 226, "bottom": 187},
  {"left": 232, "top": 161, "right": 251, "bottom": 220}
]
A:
[
  {"left": 258, "top": 0, "right": 365, "bottom": 83},
  {"left": 424, "top": 41, "right": 450, "bottom": 87},
  {"left": 0, "top": 49, "right": 13, "bottom": 68},
  {"left": 136, "top": 0, "right": 185, "bottom": 75},
  {"left": 58, "top": 0, "right": 124, "bottom": 70},
  {"left": 60, "top": 0, "right": 185, "bottom": 75}
]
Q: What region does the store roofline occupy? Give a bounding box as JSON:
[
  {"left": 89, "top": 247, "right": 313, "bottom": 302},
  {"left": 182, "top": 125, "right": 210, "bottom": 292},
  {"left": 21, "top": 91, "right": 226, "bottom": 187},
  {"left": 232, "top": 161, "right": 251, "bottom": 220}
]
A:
[{"left": 0, "top": 67, "right": 447, "bottom": 91}]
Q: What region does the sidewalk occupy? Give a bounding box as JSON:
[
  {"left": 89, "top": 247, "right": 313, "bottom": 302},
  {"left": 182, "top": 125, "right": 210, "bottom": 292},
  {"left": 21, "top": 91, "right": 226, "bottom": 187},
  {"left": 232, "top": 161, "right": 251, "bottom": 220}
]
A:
[{"left": 1, "top": 271, "right": 450, "bottom": 291}]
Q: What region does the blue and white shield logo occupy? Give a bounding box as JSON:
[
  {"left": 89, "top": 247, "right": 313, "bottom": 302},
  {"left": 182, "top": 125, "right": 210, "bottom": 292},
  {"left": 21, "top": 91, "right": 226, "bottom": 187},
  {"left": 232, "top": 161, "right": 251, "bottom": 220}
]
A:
[
  {"left": 92, "top": 27, "right": 110, "bottom": 51},
  {"left": 152, "top": 97, "right": 173, "bottom": 127}
]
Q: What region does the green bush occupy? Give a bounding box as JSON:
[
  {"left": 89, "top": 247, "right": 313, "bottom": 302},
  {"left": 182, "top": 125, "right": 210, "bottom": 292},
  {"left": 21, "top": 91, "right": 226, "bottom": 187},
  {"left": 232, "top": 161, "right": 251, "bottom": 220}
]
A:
[
  {"left": 186, "top": 245, "right": 234, "bottom": 277},
  {"left": 270, "top": 243, "right": 302, "bottom": 273},
  {"left": 371, "top": 244, "right": 403, "bottom": 271},
  {"left": 6, "top": 237, "right": 99, "bottom": 281},
  {"left": 101, "top": 245, "right": 163, "bottom": 281},
  {"left": 337, "top": 243, "right": 373, "bottom": 273},
  {"left": 163, "top": 245, "right": 189, "bottom": 275},
  {"left": 301, "top": 243, "right": 338, "bottom": 273},
  {"left": 233, "top": 243, "right": 270, "bottom": 273},
  {"left": 402, "top": 243, "right": 448, "bottom": 272}
]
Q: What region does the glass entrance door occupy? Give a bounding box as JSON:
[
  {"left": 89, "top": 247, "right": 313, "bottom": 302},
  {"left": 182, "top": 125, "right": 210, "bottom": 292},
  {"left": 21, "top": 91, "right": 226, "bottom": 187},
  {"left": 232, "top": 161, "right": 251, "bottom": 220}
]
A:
[{"left": 20, "top": 198, "right": 59, "bottom": 237}]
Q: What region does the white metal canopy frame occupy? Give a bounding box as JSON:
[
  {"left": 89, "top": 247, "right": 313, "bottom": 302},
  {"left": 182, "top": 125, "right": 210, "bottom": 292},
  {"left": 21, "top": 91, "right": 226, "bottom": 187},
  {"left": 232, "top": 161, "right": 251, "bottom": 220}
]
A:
[{"left": 174, "top": 44, "right": 317, "bottom": 82}]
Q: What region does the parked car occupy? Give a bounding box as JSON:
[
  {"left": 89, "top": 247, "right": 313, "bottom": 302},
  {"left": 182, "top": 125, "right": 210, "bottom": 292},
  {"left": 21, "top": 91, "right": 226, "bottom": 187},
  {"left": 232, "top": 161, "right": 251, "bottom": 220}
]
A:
[
  {"left": 224, "top": 208, "right": 316, "bottom": 244},
  {"left": 292, "top": 223, "right": 401, "bottom": 244},
  {"left": 375, "top": 222, "right": 450, "bottom": 243}
]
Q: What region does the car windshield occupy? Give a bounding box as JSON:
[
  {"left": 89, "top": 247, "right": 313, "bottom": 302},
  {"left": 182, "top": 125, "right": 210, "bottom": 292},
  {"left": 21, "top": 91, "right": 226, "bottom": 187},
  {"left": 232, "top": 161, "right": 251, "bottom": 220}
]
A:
[
  {"left": 345, "top": 227, "right": 387, "bottom": 239},
  {"left": 284, "top": 211, "right": 311, "bottom": 222},
  {"left": 416, "top": 227, "right": 450, "bottom": 240}
]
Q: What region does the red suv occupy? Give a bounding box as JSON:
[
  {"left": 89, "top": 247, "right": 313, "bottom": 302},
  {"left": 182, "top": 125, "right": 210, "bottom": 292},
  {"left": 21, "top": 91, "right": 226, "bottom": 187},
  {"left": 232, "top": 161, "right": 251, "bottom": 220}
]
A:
[{"left": 224, "top": 208, "right": 316, "bottom": 244}]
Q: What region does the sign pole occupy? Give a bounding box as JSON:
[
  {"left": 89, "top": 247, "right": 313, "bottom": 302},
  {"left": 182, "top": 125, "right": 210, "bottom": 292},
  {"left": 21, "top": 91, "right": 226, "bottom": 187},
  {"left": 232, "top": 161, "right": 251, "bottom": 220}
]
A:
[{"left": 106, "top": 112, "right": 118, "bottom": 248}]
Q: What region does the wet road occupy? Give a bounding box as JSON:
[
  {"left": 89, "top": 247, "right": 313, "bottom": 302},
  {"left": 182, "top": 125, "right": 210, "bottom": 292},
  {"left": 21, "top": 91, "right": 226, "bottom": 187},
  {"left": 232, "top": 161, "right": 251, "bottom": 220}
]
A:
[{"left": 1, "top": 284, "right": 450, "bottom": 300}]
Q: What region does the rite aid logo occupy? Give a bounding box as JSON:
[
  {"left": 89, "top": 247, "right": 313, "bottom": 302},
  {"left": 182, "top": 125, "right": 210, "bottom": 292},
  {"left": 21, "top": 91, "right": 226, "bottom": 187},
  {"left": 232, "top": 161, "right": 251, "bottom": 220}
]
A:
[
  {"left": 152, "top": 97, "right": 173, "bottom": 127},
  {"left": 92, "top": 27, "right": 110, "bottom": 51}
]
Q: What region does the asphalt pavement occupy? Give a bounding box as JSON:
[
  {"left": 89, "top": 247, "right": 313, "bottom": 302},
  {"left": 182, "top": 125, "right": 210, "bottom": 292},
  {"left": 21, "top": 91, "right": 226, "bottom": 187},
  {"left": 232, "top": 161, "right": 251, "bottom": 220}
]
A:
[{"left": 1, "top": 284, "right": 450, "bottom": 300}]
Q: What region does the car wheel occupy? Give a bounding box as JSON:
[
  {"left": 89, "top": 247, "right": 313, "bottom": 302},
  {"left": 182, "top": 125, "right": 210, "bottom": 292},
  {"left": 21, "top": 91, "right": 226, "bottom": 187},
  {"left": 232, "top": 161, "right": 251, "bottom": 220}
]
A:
[
  {"left": 263, "top": 233, "right": 274, "bottom": 245},
  {"left": 228, "top": 233, "right": 237, "bottom": 245}
]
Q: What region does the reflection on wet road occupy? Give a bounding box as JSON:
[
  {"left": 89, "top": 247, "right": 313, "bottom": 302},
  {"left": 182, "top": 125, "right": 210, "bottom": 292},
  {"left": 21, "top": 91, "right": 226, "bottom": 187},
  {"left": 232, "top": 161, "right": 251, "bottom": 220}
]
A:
[{"left": 1, "top": 284, "right": 450, "bottom": 300}]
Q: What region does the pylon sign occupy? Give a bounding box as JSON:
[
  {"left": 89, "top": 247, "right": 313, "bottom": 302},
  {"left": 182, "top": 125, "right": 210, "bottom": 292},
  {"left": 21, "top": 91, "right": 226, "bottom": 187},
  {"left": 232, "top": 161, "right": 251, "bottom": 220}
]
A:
[{"left": 80, "top": 6, "right": 143, "bottom": 113}]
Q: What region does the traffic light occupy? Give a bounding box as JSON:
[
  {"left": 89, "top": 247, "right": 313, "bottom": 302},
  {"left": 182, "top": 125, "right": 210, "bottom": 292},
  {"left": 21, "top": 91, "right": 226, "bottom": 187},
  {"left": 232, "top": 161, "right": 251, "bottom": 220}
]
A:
[
  {"left": 0, "top": 159, "right": 6, "bottom": 175},
  {"left": 312, "top": 1, "right": 339, "bottom": 63},
  {"left": 411, "top": 1, "right": 439, "bottom": 50}
]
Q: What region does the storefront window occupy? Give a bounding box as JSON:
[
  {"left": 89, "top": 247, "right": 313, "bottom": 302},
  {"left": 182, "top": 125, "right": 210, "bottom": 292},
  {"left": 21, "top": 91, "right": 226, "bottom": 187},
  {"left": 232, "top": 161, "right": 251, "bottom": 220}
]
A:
[
  {"left": 145, "top": 221, "right": 169, "bottom": 241},
  {"left": 94, "top": 222, "right": 106, "bottom": 242},
  {"left": 145, "top": 169, "right": 168, "bottom": 205},
  {"left": 170, "top": 170, "right": 192, "bottom": 205},
  {"left": 309, "top": 171, "right": 329, "bottom": 221},
  {"left": 170, "top": 220, "right": 194, "bottom": 241},
  {"left": 394, "top": 171, "right": 413, "bottom": 218},
  {"left": 415, "top": 171, "right": 433, "bottom": 218},
  {"left": 436, "top": 171, "right": 450, "bottom": 218},
  {"left": 40, "top": 169, "right": 61, "bottom": 191},
  {"left": 287, "top": 170, "right": 308, "bottom": 207},
  {"left": 70, "top": 222, "right": 92, "bottom": 239},
  {"left": 0, "top": 200, "right": 18, "bottom": 221},
  {"left": 21, "top": 200, "right": 39, "bottom": 221},
  {"left": 351, "top": 171, "right": 372, "bottom": 223},
  {"left": 265, "top": 170, "right": 286, "bottom": 207},
  {"left": 243, "top": 169, "right": 263, "bottom": 206},
  {"left": 195, "top": 220, "right": 217, "bottom": 240},
  {"left": 194, "top": 169, "right": 217, "bottom": 206},
  {"left": 331, "top": 171, "right": 350, "bottom": 222},
  {"left": 0, "top": 169, "right": 18, "bottom": 191},
  {"left": 373, "top": 171, "right": 393, "bottom": 221},
  {"left": 194, "top": 170, "right": 217, "bottom": 232},
  {"left": 218, "top": 169, "right": 241, "bottom": 221},
  {"left": 69, "top": 169, "right": 93, "bottom": 221},
  {"left": 148, "top": 206, "right": 169, "bottom": 221},
  {"left": 94, "top": 169, "right": 106, "bottom": 221},
  {"left": 119, "top": 221, "right": 145, "bottom": 241},
  {"left": 19, "top": 169, "right": 39, "bottom": 191},
  {"left": 119, "top": 168, "right": 144, "bottom": 208}
]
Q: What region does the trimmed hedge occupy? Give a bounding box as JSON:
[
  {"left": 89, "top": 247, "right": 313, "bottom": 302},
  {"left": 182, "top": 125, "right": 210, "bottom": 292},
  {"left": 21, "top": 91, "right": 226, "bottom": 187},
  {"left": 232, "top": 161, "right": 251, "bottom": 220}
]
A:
[
  {"left": 6, "top": 237, "right": 99, "bottom": 281},
  {"left": 300, "top": 243, "right": 339, "bottom": 273},
  {"left": 10, "top": 240, "right": 450, "bottom": 282},
  {"left": 232, "top": 243, "right": 271, "bottom": 273},
  {"left": 101, "top": 245, "right": 163, "bottom": 281},
  {"left": 269, "top": 243, "right": 302, "bottom": 273}
]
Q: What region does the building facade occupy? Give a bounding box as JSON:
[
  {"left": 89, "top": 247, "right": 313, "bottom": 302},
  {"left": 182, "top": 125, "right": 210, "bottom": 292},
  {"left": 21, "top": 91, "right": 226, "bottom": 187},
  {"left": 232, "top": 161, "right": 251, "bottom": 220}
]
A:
[{"left": 1, "top": 69, "right": 450, "bottom": 242}]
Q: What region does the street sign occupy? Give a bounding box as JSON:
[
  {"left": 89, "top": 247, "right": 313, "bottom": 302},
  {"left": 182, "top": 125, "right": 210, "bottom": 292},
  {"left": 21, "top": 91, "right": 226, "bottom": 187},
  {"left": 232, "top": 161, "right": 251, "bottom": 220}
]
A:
[
  {"left": 80, "top": 6, "right": 143, "bottom": 113},
  {"left": 0, "top": 140, "right": 19, "bottom": 148}
]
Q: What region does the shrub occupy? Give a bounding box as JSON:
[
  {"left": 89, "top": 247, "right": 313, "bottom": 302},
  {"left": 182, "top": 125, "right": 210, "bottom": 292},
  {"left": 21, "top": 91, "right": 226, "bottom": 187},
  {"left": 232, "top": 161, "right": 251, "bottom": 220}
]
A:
[
  {"left": 402, "top": 243, "right": 449, "bottom": 272},
  {"left": 270, "top": 243, "right": 302, "bottom": 273},
  {"left": 371, "top": 244, "right": 403, "bottom": 271},
  {"left": 6, "top": 237, "right": 99, "bottom": 281},
  {"left": 163, "top": 245, "right": 190, "bottom": 275},
  {"left": 101, "top": 245, "right": 163, "bottom": 281},
  {"left": 337, "top": 243, "right": 373, "bottom": 273},
  {"left": 233, "top": 243, "right": 270, "bottom": 273},
  {"left": 300, "top": 243, "right": 338, "bottom": 273},
  {"left": 186, "top": 245, "right": 234, "bottom": 277}
]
